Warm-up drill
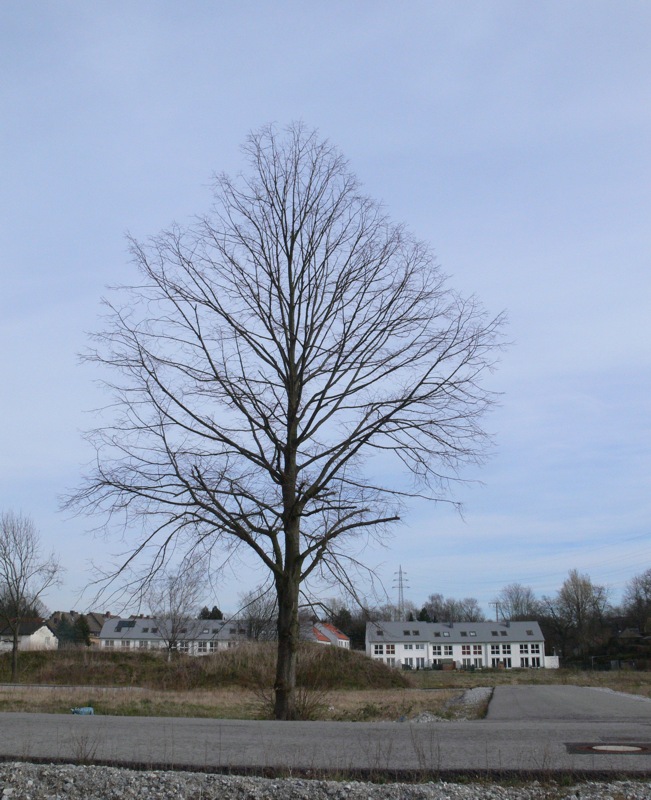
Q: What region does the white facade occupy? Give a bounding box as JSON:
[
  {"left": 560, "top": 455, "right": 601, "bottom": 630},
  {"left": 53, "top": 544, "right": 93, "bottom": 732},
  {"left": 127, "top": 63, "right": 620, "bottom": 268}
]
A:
[
  {"left": 0, "top": 624, "right": 58, "bottom": 652},
  {"left": 365, "top": 621, "right": 554, "bottom": 669}
]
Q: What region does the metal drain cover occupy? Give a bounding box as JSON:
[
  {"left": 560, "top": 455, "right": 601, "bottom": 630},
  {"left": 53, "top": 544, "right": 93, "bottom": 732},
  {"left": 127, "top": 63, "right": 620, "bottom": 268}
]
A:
[{"left": 566, "top": 742, "right": 651, "bottom": 755}]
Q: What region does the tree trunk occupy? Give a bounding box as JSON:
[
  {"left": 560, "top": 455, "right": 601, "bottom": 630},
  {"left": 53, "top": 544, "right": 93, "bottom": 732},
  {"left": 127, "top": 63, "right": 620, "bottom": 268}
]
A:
[
  {"left": 11, "top": 628, "right": 19, "bottom": 682},
  {"left": 274, "top": 570, "right": 300, "bottom": 720}
]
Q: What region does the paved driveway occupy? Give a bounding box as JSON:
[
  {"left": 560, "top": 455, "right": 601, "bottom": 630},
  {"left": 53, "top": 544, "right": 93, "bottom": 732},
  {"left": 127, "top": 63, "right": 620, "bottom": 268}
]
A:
[{"left": 487, "top": 685, "right": 651, "bottom": 721}]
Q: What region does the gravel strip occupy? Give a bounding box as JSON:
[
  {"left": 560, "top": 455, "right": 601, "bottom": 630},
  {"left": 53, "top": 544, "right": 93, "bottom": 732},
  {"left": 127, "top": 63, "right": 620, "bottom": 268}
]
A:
[{"left": 1, "top": 762, "right": 651, "bottom": 800}]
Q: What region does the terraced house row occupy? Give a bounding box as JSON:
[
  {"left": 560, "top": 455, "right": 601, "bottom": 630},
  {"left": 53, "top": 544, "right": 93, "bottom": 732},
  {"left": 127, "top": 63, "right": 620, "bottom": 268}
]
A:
[
  {"left": 98, "top": 616, "right": 349, "bottom": 653},
  {"left": 365, "top": 621, "right": 559, "bottom": 669}
]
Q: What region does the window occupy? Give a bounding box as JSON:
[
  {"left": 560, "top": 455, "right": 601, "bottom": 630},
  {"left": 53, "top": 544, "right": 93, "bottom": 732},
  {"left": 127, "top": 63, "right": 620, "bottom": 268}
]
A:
[
  {"left": 434, "top": 632, "right": 441, "bottom": 638},
  {"left": 197, "top": 641, "right": 208, "bottom": 653},
  {"left": 490, "top": 644, "right": 500, "bottom": 655},
  {"left": 521, "top": 657, "right": 529, "bottom": 667},
  {"left": 403, "top": 630, "right": 411, "bottom": 635},
  {"left": 469, "top": 631, "right": 477, "bottom": 637},
  {"left": 519, "top": 644, "right": 529, "bottom": 654},
  {"left": 151, "top": 628, "right": 158, "bottom": 634},
  {"left": 443, "top": 645, "right": 453, "bottom": 656},
  {"left": 212, "top": 628, "right": 220, "bottom": 634},
  {"left": 502, "top": 644, "right": 511, "bottom": 655},
  {"left": 229, "top": 627, "right": 237, "bottom": 634},
  {"left": 404, "top": 657, "right": 413, "bottom": 666},
  {"left": 472, "top": 644, "right": 482, "bottom": 655},
  {"left": 491, "top": 631, "right": 498, "bottom": 636},
  {"left": 415, "top": 657, "right": 425, "bottom": 668},
  {"left": 500, "top": 631, "right": 507, "bottom": 636},
  {"left": 432, "top": 645, "right": 442, "bottom": 656},
  {"left": 415, "top": 643, "right": 425, "bottom": 650},
  {"left": 374, "top": 644, "right": 384, "bottom": 655},
  {"left": 460, "top": 631, "right": 467, "bottom": 637},
  {"left": 104, "top": 639, "right": 114, "bottom": 648},
  {"left": 491, "top": 658, "right": 501, "bottom": 668},
  {"left": 531, "top": 657, "right": 541, "bottom": 667},
  {"left": 121, "top": 640, "right": 130, "bottom": 648},
  {"left": 142, "top": 627, "right": 149, "bottom": 633},
  {"left": 202, "top": 628, "right": 209, "bottom": 634},
  {"left": 503, "top": 657, "right": 512, "bottom": 668},
  {"left": 461, "top": 644, "right": 470, "bottom": 656},
  {"left": 386, "top": 644, "right": 395, "bottom": 655},
  {"left": 526, "top": 629, "right": 534, "bottom": 636},
  {"left": 386, "top": 657, "right": 396, "bottom": 666},
  {"left": 404, "top": 643, "right": 413, "bottom": 650},
  {"left": 178, "top": 641, "right": 190, "bottom": 652},
  {"left": 443, "top": 631, "right": 450, "bottom": 637},
  {"left": 412, "top": 630, "right": 420, "bottom": 636},
  {"left": 209, "top": 641, "right": 218, "bottom": 652},
  {"left": 376, "top": 630, "right": 384, "bottom": 636},
  {"left": 531, "top": 643, "right": 540, "bottom": 654},
  {"left": 473, "top": 658, "right": 483, "bottom": 668},
  {"left": 138, "top": 640, "right": 147, "bottom": 649}
]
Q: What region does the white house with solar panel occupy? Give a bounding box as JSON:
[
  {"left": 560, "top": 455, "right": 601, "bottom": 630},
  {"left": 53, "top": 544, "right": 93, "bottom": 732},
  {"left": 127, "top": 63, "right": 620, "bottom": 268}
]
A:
[{"left": 366, "top": 621, "right": 558, "bottom": 669}]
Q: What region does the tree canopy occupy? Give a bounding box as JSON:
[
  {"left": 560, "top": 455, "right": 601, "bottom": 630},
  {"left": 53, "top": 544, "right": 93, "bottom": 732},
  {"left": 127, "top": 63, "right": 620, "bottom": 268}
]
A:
[{"left": 70, "top": 123, "right": 503, "bottom": 718}]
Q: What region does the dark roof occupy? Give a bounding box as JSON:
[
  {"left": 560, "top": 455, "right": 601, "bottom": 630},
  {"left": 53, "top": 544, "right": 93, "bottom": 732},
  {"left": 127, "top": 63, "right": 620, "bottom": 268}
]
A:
[
  {"left": 0, "top": 618, "right": 55, "bottom": 637},
  {"left": 99, "top": 617, "right": 248, "bottom": 641}
]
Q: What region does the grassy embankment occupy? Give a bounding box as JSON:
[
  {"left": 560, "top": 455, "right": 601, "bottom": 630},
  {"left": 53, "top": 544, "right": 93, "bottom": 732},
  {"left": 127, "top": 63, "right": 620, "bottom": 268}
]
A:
[{"left": 1, "top": 645, "right": 650, "bottom": 721}]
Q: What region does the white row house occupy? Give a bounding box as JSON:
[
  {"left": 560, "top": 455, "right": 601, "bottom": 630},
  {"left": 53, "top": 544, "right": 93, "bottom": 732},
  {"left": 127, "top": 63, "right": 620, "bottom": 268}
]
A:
[
  {"left": 366, "top": 621, "right": 558, "bottom": 669},
  {"left": 99, "top": 616, "right": 350, "bottom": 654},
  {"left": 98, "top": 617, "right": 249, "bottom": 655}
]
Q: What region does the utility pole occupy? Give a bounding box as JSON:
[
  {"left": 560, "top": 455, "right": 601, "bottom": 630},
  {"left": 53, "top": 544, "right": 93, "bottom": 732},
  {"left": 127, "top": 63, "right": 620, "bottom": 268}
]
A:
[
  {"left": 393, "top": 566, "right": 409, "bottom": 621},
  {"left": 490, "top": 601, "right": 501, "bottom": 622}
]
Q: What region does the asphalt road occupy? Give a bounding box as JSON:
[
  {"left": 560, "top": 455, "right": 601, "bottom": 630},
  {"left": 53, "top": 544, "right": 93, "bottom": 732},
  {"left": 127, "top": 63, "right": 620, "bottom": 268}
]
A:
[
  {"left": 487, "top": 684, "right": 651, "bottom": 721},
  {"left": 0, "top": 686, "right": 650, "bottom": 775}
]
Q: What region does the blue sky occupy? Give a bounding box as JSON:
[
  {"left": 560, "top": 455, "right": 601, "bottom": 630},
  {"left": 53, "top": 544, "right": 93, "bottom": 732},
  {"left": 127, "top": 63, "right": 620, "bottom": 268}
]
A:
[{"left": 1, "top": 2, "right": 650, "bottom": 616}]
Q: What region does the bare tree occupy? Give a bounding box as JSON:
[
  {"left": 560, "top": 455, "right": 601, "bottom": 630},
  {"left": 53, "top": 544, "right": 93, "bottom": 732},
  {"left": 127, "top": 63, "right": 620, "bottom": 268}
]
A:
[
  {"left": 542, "top": 569, "right": 610, "bottom": 660},
  {"left": 239, "top": 585, "right": 278, "bottom": 641},
  {"left": 0, "top": 511, "right": 62, "bottom": 681},
  {"left": 69, "top": 123, "right": 503, "bottom": 719},
  {"left": 146, "top": 563, "right": 206, "bottom": 659},
  {"left": 420, "top": 593, "right": 485, "bottom": 622},
  {"left": 622, "top": 568, "right": 651, "bottom": 633},
  {"left": 493, "top": 583, "right": 541, "bottom": 621}
]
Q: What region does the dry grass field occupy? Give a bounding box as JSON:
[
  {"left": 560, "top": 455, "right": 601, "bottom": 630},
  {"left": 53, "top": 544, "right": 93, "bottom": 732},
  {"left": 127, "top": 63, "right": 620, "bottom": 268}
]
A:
[
  {"left": 1, "top": 645, "right": 650, "bottom": 721},
  {"left": 0, "top": 684, "right": 462, "bottom": 721}
]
